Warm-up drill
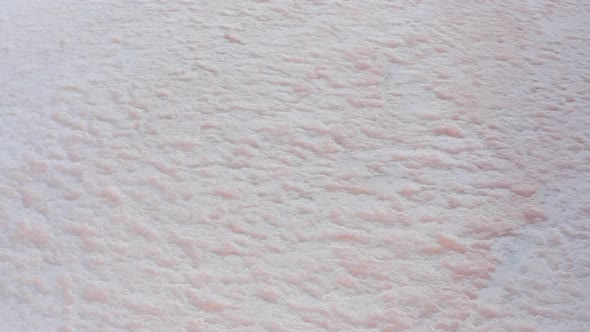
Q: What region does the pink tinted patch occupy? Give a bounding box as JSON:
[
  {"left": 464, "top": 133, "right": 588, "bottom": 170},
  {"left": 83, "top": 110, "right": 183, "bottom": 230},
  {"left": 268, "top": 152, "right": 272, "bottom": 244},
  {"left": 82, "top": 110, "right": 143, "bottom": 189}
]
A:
[
  {"left": 19, "top": 187, "right": 37, "bottom": 208},
  {"left": 212, "top": 188, "right": 239, "bottom": 199},
  {"left": 188, "top": 292, "right": 226, "bottom": 313},
  {"left": 448, "top": 197, "right": 461, "bottom": 208},
  {"left": 354, "top": 61, "right": 371, "bottom": 70},
  {"left": 99, "top": 186, "right": 123, "bottom": 204},
  {"left": 257, "top": 288, "right": 280, "bottom": 303},
  {"left": 212, "top": 241, "right": 242, "bottom": 256},
  {"left": 13, "top": 222, "right": 51, "bottom": 249},
  {"left": 81, "top": 285, "right": 111, "bottom": 303},
  {"left": 447, "top": 259, "right": 495, "bottom": 279},
  {"left": 124, "top": 301, "right": 163, "bottom": 316},
  {"left": 185, "top": 320, "right": 204, "bottom": 332},
  {"left": 435, "top": 234, "right": 468, "bottom": 253},
  {"left": 365, "top": 308, "right": 412, "bottom": 330},
  {"left": 524, "top": 206, "right": 546, "bottom": 223},
  {"left": 224, "top": 33, "right": 243, "bottom": 44},
  {"left": 433, "top": 126, "right": 464, "bottom": 138},
  {"left": 128, "top": 223, "right": 159, "bottom": 241},
  {"left": 510, "top": 184, "right": 537, "bottom": 197},
  {"left": 318, "top": 231, "right": 370, "bottom": 244},
  {"left": 400, "top": 185, "right": 418, "bottom": 197}
]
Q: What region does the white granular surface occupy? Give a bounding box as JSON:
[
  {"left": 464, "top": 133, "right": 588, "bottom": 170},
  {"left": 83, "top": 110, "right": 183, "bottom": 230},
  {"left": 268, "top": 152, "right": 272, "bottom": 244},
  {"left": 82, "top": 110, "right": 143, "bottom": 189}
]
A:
[{"left": 1, "top": 1, "right": 589, "bottom": 331}]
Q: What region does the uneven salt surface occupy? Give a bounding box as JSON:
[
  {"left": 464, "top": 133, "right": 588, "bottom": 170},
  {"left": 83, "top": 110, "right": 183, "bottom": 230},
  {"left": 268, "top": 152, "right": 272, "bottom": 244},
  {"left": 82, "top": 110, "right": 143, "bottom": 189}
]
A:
[{"left": 1, "top": 0, "right": 589, "bottom": 331}]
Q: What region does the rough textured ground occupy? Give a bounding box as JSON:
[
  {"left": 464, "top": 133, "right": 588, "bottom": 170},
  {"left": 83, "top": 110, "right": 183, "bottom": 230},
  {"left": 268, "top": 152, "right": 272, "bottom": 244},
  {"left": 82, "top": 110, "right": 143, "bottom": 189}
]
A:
[{"left": 1, "top": 0, "right": 589, "bottom": 331}]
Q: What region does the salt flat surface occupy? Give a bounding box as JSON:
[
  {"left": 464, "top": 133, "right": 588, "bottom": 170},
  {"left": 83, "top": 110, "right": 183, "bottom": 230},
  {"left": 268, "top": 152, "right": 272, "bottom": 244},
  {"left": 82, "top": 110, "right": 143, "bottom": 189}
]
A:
[{"left": 1, "top": 0, "right": 589, "bottom": 331}]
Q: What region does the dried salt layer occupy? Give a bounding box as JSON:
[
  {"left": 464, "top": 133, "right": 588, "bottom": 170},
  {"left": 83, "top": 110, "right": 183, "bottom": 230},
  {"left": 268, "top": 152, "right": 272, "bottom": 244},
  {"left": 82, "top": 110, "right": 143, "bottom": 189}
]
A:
[{"left": 1, "top": 1, "right": 589, "bottom": 331}]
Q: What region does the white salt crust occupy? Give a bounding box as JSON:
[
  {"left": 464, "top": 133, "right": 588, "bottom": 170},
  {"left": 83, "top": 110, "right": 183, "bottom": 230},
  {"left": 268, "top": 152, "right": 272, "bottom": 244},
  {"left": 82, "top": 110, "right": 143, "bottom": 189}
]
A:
[{"left": 1, "top": 0, "right": 589, "bottom": 331}]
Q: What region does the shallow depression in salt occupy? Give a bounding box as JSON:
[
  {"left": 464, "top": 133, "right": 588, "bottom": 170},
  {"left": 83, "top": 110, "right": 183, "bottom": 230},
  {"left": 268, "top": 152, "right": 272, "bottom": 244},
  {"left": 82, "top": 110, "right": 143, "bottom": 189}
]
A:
[{"left": 1, "top": 0, "right": 589, "bottom": 331}]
